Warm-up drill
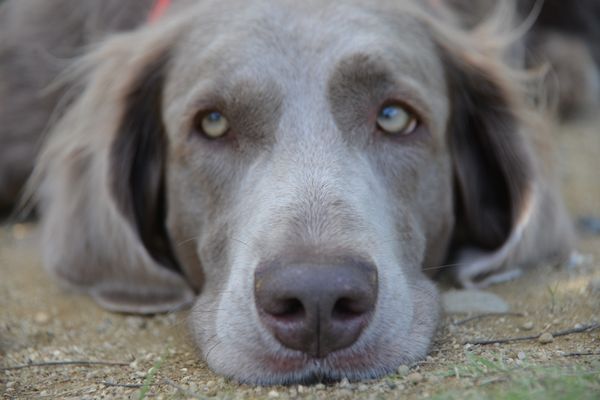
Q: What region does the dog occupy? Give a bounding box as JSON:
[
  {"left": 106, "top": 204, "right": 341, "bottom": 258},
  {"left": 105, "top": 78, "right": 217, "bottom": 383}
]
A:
[{"left": 0, "top": 0, "right": 574, "bottom": 384}]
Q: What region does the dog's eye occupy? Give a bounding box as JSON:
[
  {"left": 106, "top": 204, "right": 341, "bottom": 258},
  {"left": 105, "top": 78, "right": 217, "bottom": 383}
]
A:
[
  {"left": 376, "top": 104, "right": 418, "bottom": 135},
  {"left": 196, "top": 111, "right": 230, "bottom": 139}
]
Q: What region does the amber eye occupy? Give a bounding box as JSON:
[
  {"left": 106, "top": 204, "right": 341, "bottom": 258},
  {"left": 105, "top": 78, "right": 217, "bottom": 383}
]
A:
[
  {"left": 196, "top": 111, "right": 230, "bottom": 139},
  {"left": 376, "top": 104, "right": 418, "bottom": 135}
]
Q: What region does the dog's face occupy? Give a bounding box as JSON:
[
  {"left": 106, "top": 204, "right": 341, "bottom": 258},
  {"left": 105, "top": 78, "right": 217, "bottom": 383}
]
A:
[
  {"left": 164, "top": 2, "right": 452, "bottom": 382},
  {"left": 39, "top": 0, "right": 535, "bottom": 384}
]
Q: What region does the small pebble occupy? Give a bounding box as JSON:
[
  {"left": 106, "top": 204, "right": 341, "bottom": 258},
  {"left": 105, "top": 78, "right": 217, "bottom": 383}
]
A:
[
  {"left": 539, "top": 332, "right": 554, "bottom": 344},
  {"left": 315, "top": 383, "right": 325, "bottom": 390},
  {"left": 339, "top": 378, "right": 350, "bottom": 388},
  {"left": 386, "top": 381, "right": 397, "bottom": 389},
  {"left": 34, "top": 312, "right": 50, "bottom": 325},
  {"left": 268, "top": 390, "right": 279, "bottom": 398},
  {"left": 358, "top": 384, "right": 368, "bottom": 391},
  {"left": 397, "top": 365, "right": 410, "bottom": 376},
  {"left": 407, "top": 372, "right": 424, "bottom": 384},
  {"left": 522, "top": 322, "right": 534, "bottom": 331},
  {"left": 517, "top": 351, "right": 526, "bottom": 360}
]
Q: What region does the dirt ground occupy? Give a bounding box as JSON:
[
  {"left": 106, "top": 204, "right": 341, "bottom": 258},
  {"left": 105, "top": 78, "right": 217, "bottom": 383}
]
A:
[{"left": 1, "top": 119, "right": 599, "bottom": 399}]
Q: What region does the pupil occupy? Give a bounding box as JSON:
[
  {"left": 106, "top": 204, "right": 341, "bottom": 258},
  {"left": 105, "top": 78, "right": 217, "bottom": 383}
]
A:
[
  {"left": 207, "top": 112, "right": 222, "bottom": 122},
  {"left": 381, "top": 107, "right": 398, "bottom": 120}
]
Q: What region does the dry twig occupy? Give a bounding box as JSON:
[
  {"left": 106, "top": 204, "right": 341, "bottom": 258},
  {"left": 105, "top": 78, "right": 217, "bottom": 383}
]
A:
[
  {"left": 561, "top": 352, "right": 600, "bottom": 357},
  {"left": 1, "top": 360, "right": 130, "bottom": 371},
  {"left": 453, "top": 312, "right": 525, "bottom": 326},
  {"left": 100, "top": 381, "right": 144, "bottom": 388},
  {"left": 463, "top": 322, "right": 600, "bottom": 346}
]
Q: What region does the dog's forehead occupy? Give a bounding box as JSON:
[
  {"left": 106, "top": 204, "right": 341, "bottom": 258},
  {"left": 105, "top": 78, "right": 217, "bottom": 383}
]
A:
[{"left": 167, "top": 0, "right": 445, "bottom": 98}]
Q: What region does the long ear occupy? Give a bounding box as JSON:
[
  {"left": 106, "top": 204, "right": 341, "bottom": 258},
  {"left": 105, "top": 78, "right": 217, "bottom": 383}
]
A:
[
  {"left": 35, "top": 30, "right": 194, "bottom": 313},
  {"left": 444, "top": 51, "right": 537, "bottom": 288},
  {"left": 426, "top": 5, "right": 573, "bottom": 288}
]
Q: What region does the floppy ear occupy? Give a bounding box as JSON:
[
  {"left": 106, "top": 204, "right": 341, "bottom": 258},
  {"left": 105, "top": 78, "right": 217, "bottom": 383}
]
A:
[
  {"left": 35, "top": 31, "right": 194, "bottom": 313},
  {"left": 413, "top": 1, "right": 574, "bottom": 287},
  {"left": 417, "top": 1, "right": 574, "bottom": 289},
  {"left": 444, "top": 53, "right": 537, "bottom": 288}
]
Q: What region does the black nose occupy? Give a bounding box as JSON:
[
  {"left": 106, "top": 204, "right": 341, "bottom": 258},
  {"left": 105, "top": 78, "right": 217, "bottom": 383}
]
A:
[{"left": 254, "top": 260, "right": 378, "bottom": 358}]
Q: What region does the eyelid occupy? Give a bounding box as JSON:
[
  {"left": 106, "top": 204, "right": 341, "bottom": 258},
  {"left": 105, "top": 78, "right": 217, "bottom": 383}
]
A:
[{"left": 379, "top": 99, "right": 421, "bottom": 122}]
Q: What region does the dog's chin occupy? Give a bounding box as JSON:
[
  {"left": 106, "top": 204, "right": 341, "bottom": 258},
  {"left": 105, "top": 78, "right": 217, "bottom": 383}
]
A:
[
  {"left": 228, "top": 352, "right": 402, "bottom": 386},
  {"left": 210, "top": 339, "right": 429, "bottom": 386}
]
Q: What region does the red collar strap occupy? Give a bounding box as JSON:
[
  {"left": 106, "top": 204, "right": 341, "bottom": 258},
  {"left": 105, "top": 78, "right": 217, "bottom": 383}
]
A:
[{"left": 148, "top": 0, "right": 172, "bottom": 23}]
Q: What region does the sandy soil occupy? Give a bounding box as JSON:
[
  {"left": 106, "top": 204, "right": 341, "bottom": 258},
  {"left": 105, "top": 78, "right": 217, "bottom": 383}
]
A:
[{"left": 1, "top": 119, "right": 599, "bottom": 399}]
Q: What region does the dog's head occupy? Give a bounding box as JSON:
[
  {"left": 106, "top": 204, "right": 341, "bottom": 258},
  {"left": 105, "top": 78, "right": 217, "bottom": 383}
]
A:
[{"left": 37, "top": 0, "right": 537, "bottom": 384}]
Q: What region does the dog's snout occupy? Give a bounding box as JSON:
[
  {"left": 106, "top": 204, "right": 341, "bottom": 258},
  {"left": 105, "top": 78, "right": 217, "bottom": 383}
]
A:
[{"left": 254, "top": 260, "right": 378, "bottom": 358}]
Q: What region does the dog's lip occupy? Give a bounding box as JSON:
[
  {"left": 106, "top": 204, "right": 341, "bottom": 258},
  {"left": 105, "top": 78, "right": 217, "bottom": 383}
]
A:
[{"left": 257, "top": 345, "right": 379, "bottom": 376}]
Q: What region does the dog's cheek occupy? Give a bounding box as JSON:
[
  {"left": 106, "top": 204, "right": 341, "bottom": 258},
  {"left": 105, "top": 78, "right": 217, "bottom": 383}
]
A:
[
  {"left": 187, "top": 234, "right": 266, "bottom": 376},
  {"left": 374, "top": 154, "right": 454, "bottom": 277},
  {"left": 164, "top": 141, "right": 241, "bottom": 290},
  {"left": 164, "top": 167, "right": 206, "bottom": 289},
  {"left": 416, "top": 156, "right": 455, "bottom": 273},
  {"left": 407, "top": 276, "right": 440, "bottom": 354}
]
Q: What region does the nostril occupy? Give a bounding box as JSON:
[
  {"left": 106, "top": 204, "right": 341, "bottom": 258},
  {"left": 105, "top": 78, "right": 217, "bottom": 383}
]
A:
[
  {"left": 269, "top": 298, "right": 305, "bottom": 322},
  {"left": 332, "top": 297, "right": 370, "bottom": 321}
]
